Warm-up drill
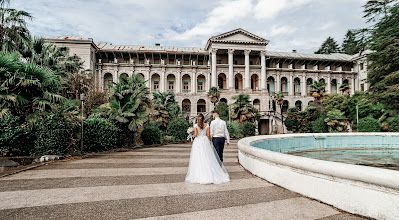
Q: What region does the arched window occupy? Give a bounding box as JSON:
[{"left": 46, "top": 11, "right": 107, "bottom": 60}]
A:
[
  {"left": 182, "top": 74, "right": 191, "bottom": 93},
  {"left": 138, "top": 73, "right": 145, "bottom": 79},
  {"left": 220, "top": 98, "right": 227, "bottom": 103},
  {"left": 235, "top": 74, "right": 243, "bottom": 90},
  {"left": 197, "top": 99, "right": 206, "bottom": 113},
  {"left": 294, "top": 77, "right": 301, "bottom": 96},
  {"left": 306, "top": 78, "right": 313, "bottom": 96},
  {"left": 319, "top": 78, "right": 325, "bottom": 84},
  {"left": 197, "top": 75, "right": 206, "bottom": 92},
  {"left": 282, "top": 100, "right": 289, "bottom": 113},
  {"left": 218, "top": 73, "right": 226, "bottom": 90},
  {"left": 120, "top": 73, "right": 129, "bottom": 79},
  {"left": 167, "top": 74, "right": 176, "bottom": 92},
  {"left": 151, "top": 73, "right": 160, "bottom": 92},
  {"left": 182, "top": 99, "right": 191, "bottom": 113},
  {"left": 251, "top": 74, "right": 259, "bottom": 91},
  {"left": 295, "top": 100, "right": 302, "bottom": 111},
  {"left": 331, "top": 79, "right": 338, "bottom": 94},
  {"left": 267, "top": 76, "right": 275, "bottom": 95},
  {"left": 281, "top": 77, "right": 288, "bottom": 95},
  {"left": 104, "top": 73, "right": 113, "bottom": 92}
]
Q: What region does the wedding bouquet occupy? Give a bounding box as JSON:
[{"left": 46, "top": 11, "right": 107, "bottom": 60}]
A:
[{"left": 187, "top": 127, "right": 194, "bottom": 141}]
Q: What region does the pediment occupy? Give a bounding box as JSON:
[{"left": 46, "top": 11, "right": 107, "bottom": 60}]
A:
[{"left": 205, "top": 28, "right": 269, "bottom": 50}]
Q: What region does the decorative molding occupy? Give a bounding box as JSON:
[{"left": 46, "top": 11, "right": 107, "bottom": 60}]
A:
[
  {"left": 244, "top": 50, "right": 251, "bottom": 56},
  {"left": 228, "top": 49, "right": 235, "bottom": 55}
]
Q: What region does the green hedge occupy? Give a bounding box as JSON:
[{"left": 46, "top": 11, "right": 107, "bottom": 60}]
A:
[
  {"left": 243, "top": 122, "right": 256, "bottom": 136},
  {"left": 0, "top": 112, "right": 34, "bottom": 156},
  {"left": 388, "top": 116, "right": 399, "bottom": 132},
  {"left": 358, "top": 117, "right": 381, "bottom": 132},
  {"left": 167, "top": 118, "right": 190, "bottom": 142},
  {"left": 227, "top": 122, "right": 244, "bottom": 138},
  {"left": 83, "top": 118, "right": 118, "bottom": 152},
  {"left": 312, "top": 118, "right": 328, "bottom": 133},
  {"left": 284, "top": 118, "right": 300, "bottom": 132},
  {"left": 141, "top": 126, "right": 162, "bottom": 145}
]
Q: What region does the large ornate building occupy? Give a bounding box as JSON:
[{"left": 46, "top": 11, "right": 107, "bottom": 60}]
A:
[{"left": 46, "top": 28, "right": 369, "bottom": 134}]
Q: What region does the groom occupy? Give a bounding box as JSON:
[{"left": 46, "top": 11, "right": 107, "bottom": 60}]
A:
[{"left": 210, "top": 110, "right": 230, "bottom": 163}]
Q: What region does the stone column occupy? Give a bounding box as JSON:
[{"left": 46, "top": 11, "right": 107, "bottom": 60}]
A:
[
  {"left": 191, "top": 72, "right": 196, "bottom": 94},
  {"left": 260, "top": 51, "right": 267, "bottom": 91},
  {"left": 244, "top": 50, "right": 251, "bottom": 90},
  {"left": 275, "top": 74, "right": 281, "bottom": 92},
  {"left": 98, "top": 68, "right": 103, "bottom": 92},
  {"left": 301, "top": 74, "right": 306, "bottom": 96},
  {"left": 228, "top": 49, "right": 235, "bottom": 91},
  {"left": 160, "top": 71, "right": 166, "bottom": 92},
  {"left": 206, "top": 72, "right": 211, "bottom": 92},
  {"left": 338, "top": 76, "right": 343, "bottom": 94},
  {"left": 352, "top": 77, "right": 356, "bottom": 95},
  {"left": 146, "top": 71, "right": 151, "bottom": 89},
  {"left": 114, "top": 70, "right": 118, "bottom": 83},
  {"left": 289, "top": 73, "right": 294, "bottom": 96},
  {"left": 211, "top": 48, "right": 218, "bottom": 88},
  {"left": 176, "top": 70, "right": 181, "bottom": 93}
]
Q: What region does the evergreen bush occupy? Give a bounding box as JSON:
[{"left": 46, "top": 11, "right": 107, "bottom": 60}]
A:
[
  {"left": 388, "top": 116, "right": 399, "bottom": 132},
  {"left": 167, "top": 118, "right": 190, "bottom": 142},
  {"left": 243, "top": 122, "right": 256, "bottom": 136},
  {"left": 358, "top": 117, "right": 381, "bottom": 132},
  {"left": 312, "top": 118, "right": 328, "bottom": 133},
  {"left": 284, "top": 118, "right": 300, "bottom": 132},
  {"left": 141, "top": 126, "right": 162, "bottom": 145},
  {"left": 83, "top": 118, "right": 118, "bottom": 152},
  {"left": 227, "top": 122, "right": 244, "bottom": 138}
]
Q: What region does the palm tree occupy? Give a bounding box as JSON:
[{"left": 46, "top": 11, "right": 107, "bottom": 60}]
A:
[
  {"left": 151, "top": 91, "right": 178, "bottom": 130},
  {"left": 230, "top": 94, "right": 259, "bottom": 124},
  {"left": 339, "top": 83, "right": 351, "bottom": 97},
  {"left": 310, "top": 81, "right": 328, "bottom": 104},
  {"left": 0, "top": 0, "right": 32, "bottom": 52},
  {"left": 0, "top": 52, "right": 64, "bottom": 124},
  {"left": 98, "top": 73, "right": 151, "bottom": 146},
  {"left": 207, "top": 87, "right": 220, "bottom": 107}
]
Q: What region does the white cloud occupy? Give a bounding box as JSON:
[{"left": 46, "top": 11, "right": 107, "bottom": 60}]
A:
[
  {"left": 269, "top": 25, "right": 298, "bottom": 36},
  {"left": 254, "top": 0, "right": 314, "bottom": 19},
  {"left": 319, "top": 22, "right": 336, "bottom": 31}
]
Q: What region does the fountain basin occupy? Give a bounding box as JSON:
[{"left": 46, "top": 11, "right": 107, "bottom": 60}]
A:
[{"left": 238, "top": 133, "right": 399, "bottom": 220}]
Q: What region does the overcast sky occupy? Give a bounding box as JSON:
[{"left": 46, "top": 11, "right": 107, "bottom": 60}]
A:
[{"left": 11, "top": 0, "right": 369, "bottom": 53}]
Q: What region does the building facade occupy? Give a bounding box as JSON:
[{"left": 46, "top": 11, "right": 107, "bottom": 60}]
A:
[{"left": 46, "top": 28, "right": 369, "bottom": 134}]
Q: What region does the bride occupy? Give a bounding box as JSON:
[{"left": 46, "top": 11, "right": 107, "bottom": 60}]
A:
[{"left": 185, "top": 114, "right": 230, "bottom": 184}]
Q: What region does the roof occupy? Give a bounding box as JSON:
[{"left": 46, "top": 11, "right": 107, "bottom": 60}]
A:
[
  {"left": 55, "top": 35, "right": 87, "bottom": 40},
  {"left": 266, "top": 51, "right": 354, "bottom": 62},
  {"left": 96, "top": 43, "right": 207, "bottom": 54},
  {"left": 205, "top": 28, "right": 269, "bottom": 50}
]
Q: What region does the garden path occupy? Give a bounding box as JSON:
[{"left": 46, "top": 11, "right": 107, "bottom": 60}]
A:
[{"left": 0, "top": 140, "right": 366, "bottom": 219}]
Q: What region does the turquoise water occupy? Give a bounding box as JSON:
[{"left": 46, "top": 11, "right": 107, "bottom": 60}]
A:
[{"left": 252, "top": 136, "right": 399, "bottom": 170}]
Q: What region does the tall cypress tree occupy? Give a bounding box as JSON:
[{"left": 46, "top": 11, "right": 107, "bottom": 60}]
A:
[
  {"left": 314, "top": 37, "right": 340, "bottom": 54},
  {"left": 342, "top": 30, "right": 360, "bottom": 55}
]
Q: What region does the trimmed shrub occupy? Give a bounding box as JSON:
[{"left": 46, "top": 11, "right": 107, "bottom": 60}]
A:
[
  {"left": 358, "top": 117, "right": 381, "bottom": 132},
  {"left": 141, "top": 126, "right": 162, "bottom": 145},
  {"left": 83, "top": 118, "right": 118, "bottom": 152},
  {"left": 388, "top": 116, "right": 399, "bottom": 132},
  {"left": 215, "top": 102, "right": 229, "bottom": 121},
  {"left": 287, "top": 107, "right": 299, "bottom": 118},
  {"left": 167, "top": 118, "right": 190, "bottom": 142},
  {"left": 243, "top": 122, "right": 256, "bottom": 136},
  {"left": 0, "top": 112, "right": 34, "bottom": 156},
  {"left": 227, "top": 122, "right": 244, "bottom": 138},
  {"left": 312, "top": 118, "right": 328, "bottom": 133},
  {"left": 34, "top": 112, "right": 79, "bottom": 156},
  {"left": 284, "top": 118, "right": 300, "bottom": 132}
]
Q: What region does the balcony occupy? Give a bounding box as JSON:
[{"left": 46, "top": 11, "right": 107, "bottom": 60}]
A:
[
  {"left": 282, "top": 92, "right": 289, "bottom": 96},
  {"left": 268, "top": 91, "right": 275, "bottom": 96},
  {"left": 182, "top": 89, "right": 191, "bottom": 93},
  {"left": 294, "top": 92, "right": 301, "bottom": 96}
]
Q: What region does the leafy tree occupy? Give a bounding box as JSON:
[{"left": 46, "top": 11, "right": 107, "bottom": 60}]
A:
[
  {"left": 151, "top": 91, "right": 179, "bottom": 130},
  {"left": 358, "top": 117, "right": 381, "bottom": 132},
  {"left": 214, "top": 102, "right": 229, "bottom": 121},
  {"left": 230, "top": 94, "right": 259, "bottom": 124},
  {"left": 312, "top": 118, "right": 328, "bottom": 133},
  {"left": 0, "top": 0, "right": 32, "bottom": 52},
  {"left": 367, "top": 3, "right": 399, "bottom": 110},
  {"left": 324, "top": 109, "right": 347, "bottom": 132},
  {"left": 207, "top": 86, "right": 220, "bottom": 107},
  {"left": 339, "top": 83, "right": 351, "bottom": 97},
  {"left": 342, "top": 30, "right": 361, "bottom": 55},
  {"left": 315, "top": 37, "right": 340, "bottom": 54}
]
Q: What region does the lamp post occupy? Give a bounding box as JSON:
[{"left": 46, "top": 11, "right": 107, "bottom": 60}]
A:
[{"left": 80, "top": 93, "right": 85, "bottom": 151}]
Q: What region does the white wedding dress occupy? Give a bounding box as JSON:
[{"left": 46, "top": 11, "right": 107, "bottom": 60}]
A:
[{"left": 185, "top": 124, "right": 230, "bottom": 184}]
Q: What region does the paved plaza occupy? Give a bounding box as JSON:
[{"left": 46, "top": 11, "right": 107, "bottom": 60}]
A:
[{"left": 0, "top": 140, "right": 366, "bottom": 219}]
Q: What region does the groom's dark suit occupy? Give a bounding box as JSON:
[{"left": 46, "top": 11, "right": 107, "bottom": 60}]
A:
[{"left": 210, "top": 117, "right": 230, "bottom": 162}]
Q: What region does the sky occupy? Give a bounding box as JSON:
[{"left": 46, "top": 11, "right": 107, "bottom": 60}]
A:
[{"left": 11, "top": 0, "right": 370, "bottom": 53}]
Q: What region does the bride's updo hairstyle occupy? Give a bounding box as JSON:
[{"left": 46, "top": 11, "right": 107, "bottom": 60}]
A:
[{"left": 197, "top": 114, "right": 205, "bottom": 130}]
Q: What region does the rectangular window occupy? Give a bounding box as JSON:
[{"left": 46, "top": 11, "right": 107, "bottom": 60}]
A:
[
  {"left": 154, "top": 59, "right": 160, "bottom": 64},
  {"left": 249, "top": 61, "right": 253, "bottom": 65},
  {"left": 198, "top": 60, "right": 203, "bottom": 65},
  {"left": 168, "top": 81, "right": 174, "bottom": 90},
  {"left": 233, "top": 60, "right": 238, "bottom": 65},
  {"left": 198, "top": 82, "right": 203, "bottom": 92},
  {"left": 184, "top": 59, "right": 189, "bottom": 65},
  {"left": 153, "top": 81, "right": 159, "bottom": 90},
  {"left": 183, "top": 82, "right": 189, "bottom": 90},
  {"left": 217, "top": 60, "right": 222, "bottom": 64},
  {"left": 139, "top": 59, "right": 144, "bottom": 64},
  {"left": 360, "top": 63, "right": 364, "bottom": 70},
  {"left": 169, "top": 59, "right": 175, "bottom": 64},
  {"left": 123, "top": 58, "right": 129, "bottom": 63}
]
